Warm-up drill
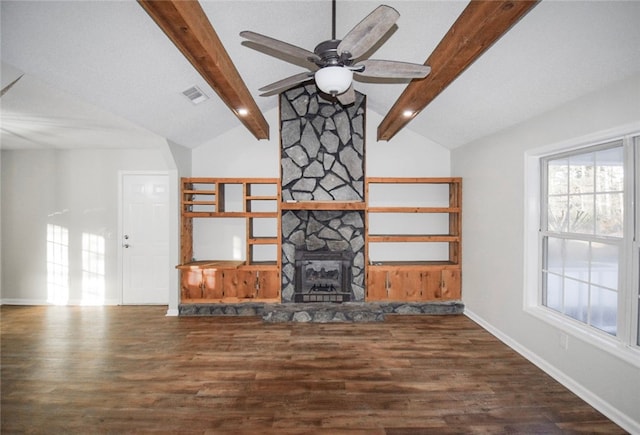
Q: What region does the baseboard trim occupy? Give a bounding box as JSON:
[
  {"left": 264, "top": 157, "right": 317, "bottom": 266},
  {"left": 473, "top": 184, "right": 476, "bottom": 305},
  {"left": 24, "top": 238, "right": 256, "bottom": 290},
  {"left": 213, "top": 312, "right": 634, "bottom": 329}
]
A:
[
  {"left": 1, "top": 298, "right": 121, "bottom": 306},
  {"left": 1, "top": 298, "right": 50, "bottom": 306},
  {"left": 464, "top": 309, "right": 639, "bottom": 434}
]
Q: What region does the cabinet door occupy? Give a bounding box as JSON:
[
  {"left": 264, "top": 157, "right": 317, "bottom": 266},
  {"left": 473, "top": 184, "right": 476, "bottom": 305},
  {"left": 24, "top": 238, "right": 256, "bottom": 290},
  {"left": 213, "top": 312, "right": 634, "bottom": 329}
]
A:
[
  {"left": 366, "top": 269, "right": 389, "bottom": 301},
  {"left": 388, "top": 269, "right": 422, "bottom": 301},
  {"left": 202, "top": 268, "right": 224, "bottom": 299},
  {"left": 223, "top": 270, "right": 258, "bottom": 299},
  {"left": 256, "top": 270, "right": 279, "bottom": 299},
  {"left": 421, "top": 270, "right": 442, "bottom": 300},
  {"left": 441, "top": 269, "right": 461, "bottom": 300},
  {"left": 420, "top": 268, "right": 462, "bottom": 300},
  {"left": 181, "top": 270, "right": 203, "bottom": 301}
]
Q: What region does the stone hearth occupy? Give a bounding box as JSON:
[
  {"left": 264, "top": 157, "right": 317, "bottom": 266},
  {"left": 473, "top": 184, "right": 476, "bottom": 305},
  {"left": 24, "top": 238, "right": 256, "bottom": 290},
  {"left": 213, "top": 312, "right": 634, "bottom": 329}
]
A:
[{"left": 178, "top": 301, "right": 465, "bottom": 322}]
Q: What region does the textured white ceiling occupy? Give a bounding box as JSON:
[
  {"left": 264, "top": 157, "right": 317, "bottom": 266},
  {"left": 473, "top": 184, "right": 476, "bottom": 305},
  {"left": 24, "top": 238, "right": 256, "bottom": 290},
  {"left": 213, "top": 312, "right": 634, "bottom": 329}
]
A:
[{"left": 1, "top": 1, "right": 639, "bottom": 150}]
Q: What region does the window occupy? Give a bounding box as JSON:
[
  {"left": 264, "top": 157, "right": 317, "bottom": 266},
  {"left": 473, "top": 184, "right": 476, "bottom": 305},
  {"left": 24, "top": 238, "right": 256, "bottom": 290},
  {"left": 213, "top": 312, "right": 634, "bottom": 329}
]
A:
[
  {"left": 542, "top": 142, "right": 624, "bottom": 335},
  {"left": 534, "top": 132, "right": 639, "bottom": 353},
  {"left": 47, "top": 224, "right": 69, "bottom": 305}
]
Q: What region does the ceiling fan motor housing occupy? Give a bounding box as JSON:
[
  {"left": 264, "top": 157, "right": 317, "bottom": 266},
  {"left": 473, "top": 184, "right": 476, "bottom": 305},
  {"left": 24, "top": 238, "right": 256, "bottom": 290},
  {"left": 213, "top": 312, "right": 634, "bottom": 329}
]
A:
[{"left": 314, "top": 39, "right": 352, "bottom": 67}]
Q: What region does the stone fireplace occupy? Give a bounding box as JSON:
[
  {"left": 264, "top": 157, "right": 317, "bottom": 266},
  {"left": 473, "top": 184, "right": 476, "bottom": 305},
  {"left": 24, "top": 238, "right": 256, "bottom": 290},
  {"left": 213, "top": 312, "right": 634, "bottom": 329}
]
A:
[
  {"left": 280, "top": 84, "right": 365, "bottom": 303},
  {"left": 282, "top": 209, "right": 365, "bottom": 302}
]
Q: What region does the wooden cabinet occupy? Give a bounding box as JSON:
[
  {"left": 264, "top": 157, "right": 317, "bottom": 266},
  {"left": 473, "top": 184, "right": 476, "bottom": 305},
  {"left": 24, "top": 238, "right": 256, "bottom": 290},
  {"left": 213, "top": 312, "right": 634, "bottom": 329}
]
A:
[
  {"left": 367, "top": 265, "right": 461, "bottom": 301},
  {"left": 178, "top": 178, "right": 280, "bottom": 304},
  {"left": 177, "top": 261, "right": 280, "bottom": 303},
  {"left": 365, "top": 178, "right": 462, "bottom": 302},
  {"left": 177, "top": 261, "right": 237, "bottom": 302},
  {"left": 222, "top": 268, "right": 280, "bottom": 300}
]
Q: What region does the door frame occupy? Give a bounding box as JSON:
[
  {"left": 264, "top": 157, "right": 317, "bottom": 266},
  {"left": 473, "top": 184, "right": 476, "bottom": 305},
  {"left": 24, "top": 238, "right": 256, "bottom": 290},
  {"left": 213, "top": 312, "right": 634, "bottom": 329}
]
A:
[{"left": 117, "top": 171, "right": 174, "bottom": 308}]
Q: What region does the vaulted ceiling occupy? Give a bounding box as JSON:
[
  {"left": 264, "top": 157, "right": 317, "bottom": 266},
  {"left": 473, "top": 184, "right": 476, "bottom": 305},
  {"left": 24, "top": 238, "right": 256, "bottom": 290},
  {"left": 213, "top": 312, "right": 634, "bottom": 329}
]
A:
[{"left": 1, "top": 1, "right": 639, "bottom": 151}]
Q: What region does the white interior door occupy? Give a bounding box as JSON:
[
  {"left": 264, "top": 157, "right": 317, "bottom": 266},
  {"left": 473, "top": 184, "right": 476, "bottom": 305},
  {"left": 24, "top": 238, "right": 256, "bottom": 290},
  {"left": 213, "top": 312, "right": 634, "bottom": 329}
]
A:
[{"left": 122, "top": 173, "right": 170, "bottom": 304}]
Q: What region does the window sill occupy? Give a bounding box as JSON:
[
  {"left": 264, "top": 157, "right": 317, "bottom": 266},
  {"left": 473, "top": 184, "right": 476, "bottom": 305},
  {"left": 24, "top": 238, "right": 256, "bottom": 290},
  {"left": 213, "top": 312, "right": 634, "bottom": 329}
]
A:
[{"left": 525, "top": 305, "right": 640, "bottom": 369}]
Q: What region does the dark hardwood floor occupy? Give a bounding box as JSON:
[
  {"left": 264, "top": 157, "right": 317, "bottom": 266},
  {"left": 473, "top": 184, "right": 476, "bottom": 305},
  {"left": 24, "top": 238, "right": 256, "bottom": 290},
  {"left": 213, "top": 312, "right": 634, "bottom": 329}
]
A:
[{"left": 1, "top": 306, "right": 624, "bottom": 434}]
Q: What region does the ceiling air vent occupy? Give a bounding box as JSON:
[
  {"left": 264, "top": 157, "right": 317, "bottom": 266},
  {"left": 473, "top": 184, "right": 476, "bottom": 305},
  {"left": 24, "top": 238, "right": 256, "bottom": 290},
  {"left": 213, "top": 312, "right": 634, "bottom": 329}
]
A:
[{"left": 182, "top": 85, "right": 208, "bottom": 105}]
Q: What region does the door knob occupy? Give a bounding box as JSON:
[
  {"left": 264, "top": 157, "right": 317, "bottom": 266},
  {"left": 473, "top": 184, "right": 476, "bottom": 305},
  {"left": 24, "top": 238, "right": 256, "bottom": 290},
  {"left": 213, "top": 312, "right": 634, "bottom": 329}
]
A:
[{"left": 123, "top": 244, "right": 130, "bottom": 248}]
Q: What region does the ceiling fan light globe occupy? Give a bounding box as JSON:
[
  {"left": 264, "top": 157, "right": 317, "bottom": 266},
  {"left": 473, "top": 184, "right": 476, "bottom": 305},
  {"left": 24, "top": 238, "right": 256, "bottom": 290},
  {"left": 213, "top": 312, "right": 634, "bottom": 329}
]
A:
[{"left": 315, "top": 66, "right": 353, "bottom": 95}]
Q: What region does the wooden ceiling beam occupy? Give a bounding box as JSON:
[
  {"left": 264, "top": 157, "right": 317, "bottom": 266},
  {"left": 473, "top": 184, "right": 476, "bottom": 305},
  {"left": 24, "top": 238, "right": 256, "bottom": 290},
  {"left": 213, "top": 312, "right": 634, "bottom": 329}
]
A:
[
  {"left": 138, "top": 0, "right": 269, "bottom": 140},
  {"left": 377, "top": 0, "right": 538, "bottom": 142}
]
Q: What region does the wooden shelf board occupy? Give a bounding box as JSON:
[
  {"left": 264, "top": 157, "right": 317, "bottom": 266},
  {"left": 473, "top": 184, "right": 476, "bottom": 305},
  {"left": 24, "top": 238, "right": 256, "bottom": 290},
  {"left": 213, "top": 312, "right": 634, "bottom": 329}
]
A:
[
  {"left": 281, "top": 201, "right": 366, "bottom": 210},
  {"left": 366, "top": 177, "right": 462, "bottom": 184},
  {"left": 368, "top": 261, "right": 460, "bottom": 267},
  {"left": 241, "top": 262, "right": 278, "bottom": 270},
  {"left": 183, "top": 201, "right": 217, "bottom": 206},
  {"left": 248, "top": 237, "right": 278, "bottom": 245},
  {"left": 183, "top": 212, "right": 246, "bottom": 218},
  {"left": 367, "top": 206, "right": 460, "bottom": 213},
  {"left": 183, "top": 190, "right": 217, "bottom": 195},
  {"left": 368, "top": 234, "right": 460, "bottom": 242},
  {"left": 246, "top": 212, "right": 278, "bottom": 218},
  {"left": 246, "top": 196, "right": 278, "bottom": 200},
  {"left": 184, "top": 177, "right": 278, "bottom": 183},
  {"left": 176, "top": 260, "right": 245, "bottom": 270}
]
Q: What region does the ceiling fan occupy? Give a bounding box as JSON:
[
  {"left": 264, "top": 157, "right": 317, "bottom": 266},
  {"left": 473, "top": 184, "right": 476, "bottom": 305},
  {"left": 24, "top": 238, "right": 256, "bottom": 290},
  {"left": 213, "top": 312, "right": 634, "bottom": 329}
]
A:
[{"left": 240, "top": 1, "right": 431, "bottom": 105}]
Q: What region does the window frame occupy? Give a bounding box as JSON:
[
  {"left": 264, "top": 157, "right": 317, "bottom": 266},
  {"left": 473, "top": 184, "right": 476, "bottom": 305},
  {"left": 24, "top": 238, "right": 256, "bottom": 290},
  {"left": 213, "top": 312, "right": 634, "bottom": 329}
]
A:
[
  {"left": 524, "top": 127, "right": 640, "bottom": 368},
  {"left": 633, "top": 136, "right": 640, "bottom": 346},
  {"left": 540, "top": 141, "right": 625, "bottom": 336}
]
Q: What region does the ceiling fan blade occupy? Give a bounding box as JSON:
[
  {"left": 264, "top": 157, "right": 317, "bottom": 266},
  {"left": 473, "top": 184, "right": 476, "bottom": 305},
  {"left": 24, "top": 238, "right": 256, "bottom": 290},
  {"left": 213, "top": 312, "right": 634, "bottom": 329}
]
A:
[
  {"left": 240, "top": 31, "right": 321, "bottom": 64},
  {"left": 354, "top": 60, "right": 431, "bottom": 79},
  {"left": 336, "top": 85, "right": 355, "bottom": 105},
  {"left": 0, "top": 74, "right": 24, "bottom": 98},
  {"left": 338, "top": 5, "right": 400, "bottom": 60},
  {"left": 259, "top": 71, "right": 314, "bottom": 96}
]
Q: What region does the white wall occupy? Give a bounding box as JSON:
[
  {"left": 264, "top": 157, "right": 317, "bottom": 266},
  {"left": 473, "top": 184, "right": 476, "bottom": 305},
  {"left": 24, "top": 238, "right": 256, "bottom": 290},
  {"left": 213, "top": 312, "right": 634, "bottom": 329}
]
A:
[
  {"left": 190, "top": 106, "right": 452, "bottom": 262},
  {"left": 191, "top": 107, "right": 451, "bottom": 178},
  {"left": 366, "top": 110, "right": 450, "bottom": 177},
  {"left": 451, "top": 74, "right": 640, "bottom": 432},
  {"left": 1, "top": 147, "right": 173, "bottom": 306}
]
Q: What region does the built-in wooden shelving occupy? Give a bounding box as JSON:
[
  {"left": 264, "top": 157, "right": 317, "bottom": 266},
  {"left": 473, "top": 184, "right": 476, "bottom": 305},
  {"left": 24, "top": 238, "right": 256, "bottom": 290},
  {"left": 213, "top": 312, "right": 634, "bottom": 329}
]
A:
[
  {"left": 365, "top": 177, "right": 462, "bottom": 301},
  {"left": 178, "top": 178, "right": 280, "bottom": 303},
  {"left": 178, "top": 176, "right": 462, "bottom": 305}
]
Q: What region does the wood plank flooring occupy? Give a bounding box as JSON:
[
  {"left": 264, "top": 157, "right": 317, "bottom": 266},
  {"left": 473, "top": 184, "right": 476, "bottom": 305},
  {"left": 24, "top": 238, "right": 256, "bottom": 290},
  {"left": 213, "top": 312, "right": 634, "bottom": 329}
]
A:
[{"left": 1, "top": 306, "right": 624, "bottom": 434}]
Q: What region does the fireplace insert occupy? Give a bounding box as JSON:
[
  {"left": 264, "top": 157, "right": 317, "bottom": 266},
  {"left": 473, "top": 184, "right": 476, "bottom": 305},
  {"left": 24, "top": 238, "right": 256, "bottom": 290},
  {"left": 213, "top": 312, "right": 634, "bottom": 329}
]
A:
[{"left": 294, "top": 250, "right": 352, "bottom": 303}]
